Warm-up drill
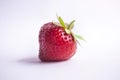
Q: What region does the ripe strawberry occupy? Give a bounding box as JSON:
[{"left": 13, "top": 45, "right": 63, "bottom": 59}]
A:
[{"left": 39, "top": 16, "right": 84, "bottom": 61}]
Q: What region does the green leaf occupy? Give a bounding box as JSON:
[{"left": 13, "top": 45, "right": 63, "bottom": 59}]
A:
[
  {"left": 71, "top": 33, "right": 81, "bottom": 45},
  {"left": 74, "top": 34, "right": 86, "bottom": 41},
  {"left": 68, "top": 20, "right": 75, "bottom": 30},
  {"left": 57, "top": 16, "right": 66, "bottom": 29},
  {"left": 76, "top": 39, "right": 81, "bottom": 46}
]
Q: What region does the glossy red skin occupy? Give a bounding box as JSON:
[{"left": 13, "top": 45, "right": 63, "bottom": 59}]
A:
[{"left": 39, "top": 22, "right": 76, "bottom": 61}]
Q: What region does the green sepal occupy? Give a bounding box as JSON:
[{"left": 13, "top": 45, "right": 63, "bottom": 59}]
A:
[
  {"left": 57, "top": 16, "right": 66, "bottom": 29},
  {"left": 76, "top": 39, "right": 81, "bottom": 46},
  {"left": 74, "top": 34, "right": 86, "bottom": 41},
  {"left": 68, "top": 20, "right": 75, "bottom": 30},
  {"left": 56, "top": 15, "right": 85, "bottom": 46}
]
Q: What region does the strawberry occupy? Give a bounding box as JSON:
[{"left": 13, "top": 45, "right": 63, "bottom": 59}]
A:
[{"left": 39, "top": 16, "right": 84, "bottom": 62}]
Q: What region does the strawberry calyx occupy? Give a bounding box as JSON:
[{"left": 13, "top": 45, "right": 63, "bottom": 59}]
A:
[{"left": 53, "top": 16, "right": 85, "bottom": 44}]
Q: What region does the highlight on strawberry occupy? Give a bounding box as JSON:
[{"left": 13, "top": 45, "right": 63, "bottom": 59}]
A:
[{"left": 38, "top": 16, "right": 85, "bottom": 62}]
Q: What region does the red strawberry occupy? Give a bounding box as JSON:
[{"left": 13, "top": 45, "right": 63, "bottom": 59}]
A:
[{"left": 39, "top": 16, "right": 84, "bottom": 62}]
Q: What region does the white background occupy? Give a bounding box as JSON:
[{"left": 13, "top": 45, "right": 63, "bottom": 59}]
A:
[{"left": 0, "top": 0, "right": 120, "bottom": 80}]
